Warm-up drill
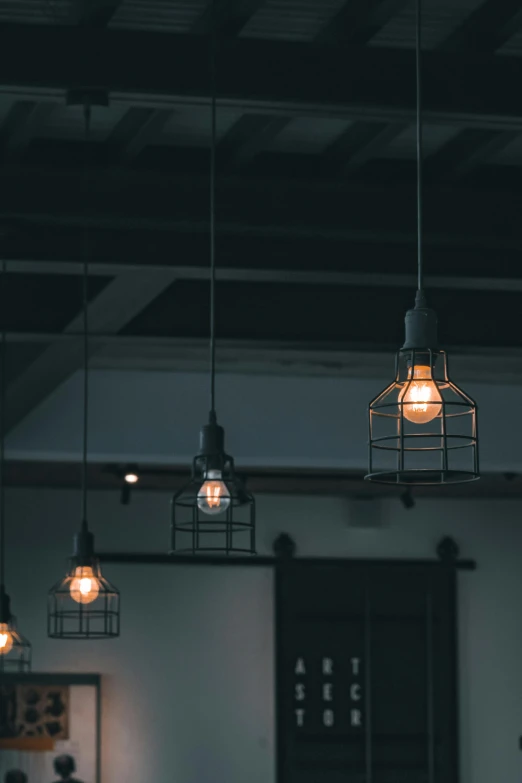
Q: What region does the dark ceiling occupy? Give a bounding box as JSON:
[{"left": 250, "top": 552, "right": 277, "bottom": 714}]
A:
[{"left": 2, "top": 0, "right": 522, "bottom": 433}]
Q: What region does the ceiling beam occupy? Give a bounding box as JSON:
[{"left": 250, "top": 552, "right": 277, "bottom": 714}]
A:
[
  {"left": 69, "top": 0, "right": 122, "bottom": 26},
  {"left": 87, "top": 342, "right": 522, "bottom": 386},
  {"left": 4, "top": 229, "right": 522, "bottom": 284},
  {"left": 7, "top": 260, "right": 522, "bottom": 293},
  {"left": 3, "top": 25, "right": 522, "bottom": 131},
  {"left": 5, "top": 269, "right": 177, "bottom": 433},
  {"left": 191, "top": 0, "right": 266, "bottom": 35},
  {"left": 442, "top": 0, "right": 522, "bottom": 53},
  {"left": 5, "top": 460, "right": 520, "bottom": 498},
  {"left": 6, "top": 336, "right": 522, "bottom": 387},
  {"left": 316, "top": 0, "right": 411, "bottom": 45},
  {"left": 2, "top": 167, "right": 522, "bottom": 251},
  {"left": 432, "top": 0, "right": 522, "bottom": 178}
]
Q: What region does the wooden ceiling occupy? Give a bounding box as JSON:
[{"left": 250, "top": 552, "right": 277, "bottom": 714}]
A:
[{"left": 2, "top": 0, "right": 522, "bottom": 433}]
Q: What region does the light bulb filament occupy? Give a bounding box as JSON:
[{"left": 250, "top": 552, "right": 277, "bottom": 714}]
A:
[
  {"left": 409, "top": 383, "right": 432, "bottom": 412},
  {"left": 70, "top": 566, "right": 100, "bottom": 604},
  {"left": 197, "top": 470, "right": 231, "bottom": 515},
  {"left": 79, "top": 577, "right": 93, "bottom": 595},
  {"left": 206, "top": 482, "right": 223, "bottom": 508}
]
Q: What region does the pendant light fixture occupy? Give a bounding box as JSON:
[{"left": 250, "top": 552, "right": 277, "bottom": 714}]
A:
[
  {"left": 0, "top": 262, "right": 32, "bottom": 672},
  {"left": 366, "top": 0, "right": 479, "bottom": 485},
  {"left": 48, "top": 94, "right": 120, "bottom": 638},
  {"left": 170, "top": 4, "right": 255, "bottom": 555}
]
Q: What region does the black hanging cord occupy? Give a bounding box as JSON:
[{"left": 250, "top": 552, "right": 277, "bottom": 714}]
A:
[
  {"left": 81, "top": 101, "right": 92, "bottom": 526},
  {"left": 416, "top": 0, "right": 424, "bottom": 299},
  {"left": 0, "top": 259, "right": 5, "bottom": 592},
  {"left": 209, "top": 0, "right": 217, "bottom": 417}
]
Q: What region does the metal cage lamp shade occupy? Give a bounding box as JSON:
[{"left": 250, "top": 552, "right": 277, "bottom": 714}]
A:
[
  {"left": 48, "top": 522, "right": 120, "bottom": 639},
  {"left": 171, "top": 412, "right": 255, "bottom": 554},
  {"left": 366, "top": 297, "right": 479, "bottom": 485},
  {"left": 0, "top": 585, "right": 32, "bottom": 672}
]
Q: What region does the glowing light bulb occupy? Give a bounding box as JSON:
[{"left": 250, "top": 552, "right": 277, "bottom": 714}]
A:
[
  {"left": 399, "top": 364, "right": 442, "bottom": 424},
  {"left": 197, "top": 470, "right": 231, "bottom": 516},
  {"left": 70, "top": 566, "right": 100, "bottom": 605},
  {"left": 124, "top": 472, "right": 139, "bottom": 484},
  {"left": 0, "top": 623, "right": 13, "bottom": 655}
]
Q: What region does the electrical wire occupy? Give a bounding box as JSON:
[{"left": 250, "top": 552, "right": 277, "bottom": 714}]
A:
[
  {"left": 416, "top": 0, "right": 424, "bottom": 296},
  {"left": 0, "top": 259, "right": 5, "bottom": 590},
  {"left": 82, "top": 101, "right": 92, "bottom": 525},
  {"left": 209, "top": 0, "right": 217, "bottom": 416}
]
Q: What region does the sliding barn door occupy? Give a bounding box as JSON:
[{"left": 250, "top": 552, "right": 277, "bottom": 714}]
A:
[{"left": 276, "top": 562, "right": 458, "bottom": 783}]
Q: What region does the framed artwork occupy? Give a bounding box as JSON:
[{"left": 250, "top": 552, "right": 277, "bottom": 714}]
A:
[{"left": 0, "top": 674, "right": 100, "bottom": 783}]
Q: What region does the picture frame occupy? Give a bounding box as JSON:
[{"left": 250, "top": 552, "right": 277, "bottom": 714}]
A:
[{"left": 0, "top": 673, "right": 101, "bottom": 783}]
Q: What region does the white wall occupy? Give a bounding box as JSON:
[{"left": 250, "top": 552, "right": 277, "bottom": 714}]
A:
[
  {"left": 7, "top": 368, "right": 522, "bottom": 472},
  {"left": 4, "top": 487, "right": 522, "bottom": 783}
]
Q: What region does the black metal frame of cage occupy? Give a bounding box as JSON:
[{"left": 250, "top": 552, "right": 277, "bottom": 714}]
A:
[
  {"left": 367, "top": 348, "right": 479, "bottom": 485},
  {"left": 48, "top": 549, "right": 120, "bottom": 640},
  {"left": 171, "top": 450, "right": 256, "bottom": 555}
]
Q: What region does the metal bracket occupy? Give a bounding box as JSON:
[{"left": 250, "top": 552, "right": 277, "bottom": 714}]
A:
[
  {"left": 272, "top": 533, "right": 297, "bottom": 559},
  {"left": 436, "top": 536, "right": 460, "bottom": 564}
]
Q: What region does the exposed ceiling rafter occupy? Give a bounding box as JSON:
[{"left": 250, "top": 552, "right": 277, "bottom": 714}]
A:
[
  {"left": 1, "top": 167, "right": 522, "bottom": 251},
  {"left": 3, "top": 25, "right": 522, "bottom": 131}
]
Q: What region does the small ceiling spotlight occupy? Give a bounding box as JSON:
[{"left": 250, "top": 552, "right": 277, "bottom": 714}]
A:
[
  {"left": 124, "top": 465, "right": 139, "bottom": 485},
  {"left": 121, "top": 465, "right": 139, "bottom": 505},
  {"left": 401, "top": 489, "right": 415, "bottom": 510}
]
